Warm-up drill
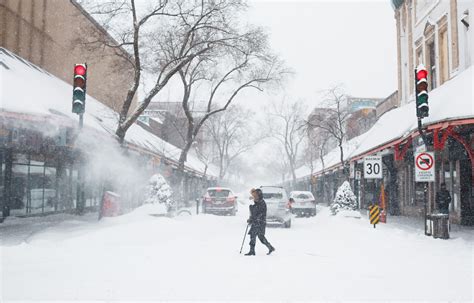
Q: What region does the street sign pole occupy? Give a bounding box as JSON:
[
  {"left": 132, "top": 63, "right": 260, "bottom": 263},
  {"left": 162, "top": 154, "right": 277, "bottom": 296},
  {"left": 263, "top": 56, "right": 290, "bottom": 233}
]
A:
[
  {"left": 418, "top": 120, "right": 431, "bottom": 236},
  {"left": 418, "top": 119, "right": 430, "bottom": 236}
]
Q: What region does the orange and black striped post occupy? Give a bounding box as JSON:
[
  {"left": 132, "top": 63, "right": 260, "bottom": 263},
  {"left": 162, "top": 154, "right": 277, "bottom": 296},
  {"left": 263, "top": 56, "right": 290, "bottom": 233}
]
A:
[{"left": 369, "top": 204, "right": 380, "bottom": 228}]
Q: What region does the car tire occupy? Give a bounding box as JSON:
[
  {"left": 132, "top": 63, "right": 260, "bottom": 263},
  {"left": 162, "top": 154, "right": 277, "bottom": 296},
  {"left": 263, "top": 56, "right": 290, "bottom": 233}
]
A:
[
  {"left": 284, "top": 219, "right": 291, "bottom": 228},
  {"left": 230, "top": 208, "right": 237, "bottom": 216}
]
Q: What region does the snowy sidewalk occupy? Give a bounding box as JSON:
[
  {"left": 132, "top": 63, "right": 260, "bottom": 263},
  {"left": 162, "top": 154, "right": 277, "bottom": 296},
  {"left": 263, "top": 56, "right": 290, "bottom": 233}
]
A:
[
  {"left": 358, "top": 209, "right": 474, "bottom": 242},
  {"left": 0, "top": 212, "right": 99, "bottom": 246}
]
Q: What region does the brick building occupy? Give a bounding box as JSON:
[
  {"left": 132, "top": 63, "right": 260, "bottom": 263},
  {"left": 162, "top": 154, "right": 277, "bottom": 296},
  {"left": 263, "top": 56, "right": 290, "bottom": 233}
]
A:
[{"left": 0, "top": 0, "right": 137, "bottom": 112}]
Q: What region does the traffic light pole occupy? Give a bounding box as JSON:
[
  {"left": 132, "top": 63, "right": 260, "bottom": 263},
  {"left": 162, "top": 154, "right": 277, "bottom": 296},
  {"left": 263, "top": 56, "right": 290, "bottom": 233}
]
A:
[
  {"left": 416, "top": 65, "right": 431, "bottom": 236},
  {"left": 76, "top": 114, "right": 85, "bottom": 214},
  {"left": 418, "top": 109, "right": 430, "bottom": 237}
]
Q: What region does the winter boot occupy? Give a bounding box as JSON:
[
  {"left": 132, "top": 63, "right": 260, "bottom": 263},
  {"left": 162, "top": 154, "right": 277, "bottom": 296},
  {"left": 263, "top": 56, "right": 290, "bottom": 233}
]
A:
[
  {"left": 245, "top": 247, "right": 255, "bottom": 256},
  {"left": 267, "top": 245, "right": 275, "bottom": 255}
]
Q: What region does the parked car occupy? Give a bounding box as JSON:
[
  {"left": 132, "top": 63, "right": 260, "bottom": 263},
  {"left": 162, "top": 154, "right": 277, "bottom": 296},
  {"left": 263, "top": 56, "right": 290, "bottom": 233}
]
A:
[
  {"left": 289, "top": 191, "right": 317, "bottom": 217},
  {"left": 201, "top": 187, "right": 238, "bottom": 216},
  {"left": 259, "top": 186, "right": 292, "bottom": 228}
]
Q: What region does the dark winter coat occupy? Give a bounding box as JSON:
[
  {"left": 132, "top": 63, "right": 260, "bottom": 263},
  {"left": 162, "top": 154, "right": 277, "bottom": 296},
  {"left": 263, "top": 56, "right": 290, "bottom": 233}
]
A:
[
  {"left": 436, "top": 189, "right": 452, "bottom": 214},
  {"left": 248, "top": 199, "right": 267, "bottom": 236}
]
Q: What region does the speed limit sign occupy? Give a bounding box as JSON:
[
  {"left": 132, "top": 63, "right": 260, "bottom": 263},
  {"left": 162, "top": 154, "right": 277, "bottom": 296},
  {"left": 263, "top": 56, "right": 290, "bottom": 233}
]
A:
[{"left": 364, "top": 156, "right": 383, "bottom": 179}]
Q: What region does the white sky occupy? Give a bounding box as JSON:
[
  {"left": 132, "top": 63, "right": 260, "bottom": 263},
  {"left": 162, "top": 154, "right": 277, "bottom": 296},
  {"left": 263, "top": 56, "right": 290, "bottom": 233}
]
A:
[{"left": 239, "top": 0, "right": 397, "bottom": 109}]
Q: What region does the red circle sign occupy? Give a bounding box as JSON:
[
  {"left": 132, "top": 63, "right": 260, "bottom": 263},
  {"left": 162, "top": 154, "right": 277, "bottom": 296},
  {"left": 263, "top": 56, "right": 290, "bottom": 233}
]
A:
[{"left": 416, "top": 153, "right": 434, "bottom": 171}]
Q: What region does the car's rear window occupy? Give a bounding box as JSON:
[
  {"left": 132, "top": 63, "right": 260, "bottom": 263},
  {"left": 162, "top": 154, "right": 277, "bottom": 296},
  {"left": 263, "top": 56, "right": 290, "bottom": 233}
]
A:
[
  {"left": 263, "top": 193, "right": 283, "bottom": 199},
  {"left": 296, "top": 194, "right": 312, "bottom": 199},
  {"left": 208, "top": 189, "right": 231, "bottom": 198}
]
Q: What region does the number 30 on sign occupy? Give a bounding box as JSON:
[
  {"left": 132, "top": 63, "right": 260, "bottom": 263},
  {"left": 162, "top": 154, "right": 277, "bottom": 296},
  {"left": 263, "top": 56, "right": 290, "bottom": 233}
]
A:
[{"left": 364, "top": 156, "right": 383, "bottom": 179}]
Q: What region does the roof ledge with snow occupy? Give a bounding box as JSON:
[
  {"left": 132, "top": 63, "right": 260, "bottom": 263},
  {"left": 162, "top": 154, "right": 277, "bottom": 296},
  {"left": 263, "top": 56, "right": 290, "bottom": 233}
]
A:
[{"left": 0, "top": 48, "right": 218, "bottom": 178}]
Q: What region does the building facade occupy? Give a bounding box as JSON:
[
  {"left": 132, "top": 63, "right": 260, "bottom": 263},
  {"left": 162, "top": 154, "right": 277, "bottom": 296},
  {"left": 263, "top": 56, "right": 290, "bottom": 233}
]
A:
[
  {"left": 345, "top": 97, "right": 383, "bottom": 140},
  {"left": 392, "top": 0, "right": 473, "bottom": 225},
  {"left": 291, "top": 0, "right": 473, "bottom": 226},
  {"left": 395, "top": 0, "right": 472, "bottom": 105},
  {"left": 0, "top": 0, "right": 137, "bottom": 112}
]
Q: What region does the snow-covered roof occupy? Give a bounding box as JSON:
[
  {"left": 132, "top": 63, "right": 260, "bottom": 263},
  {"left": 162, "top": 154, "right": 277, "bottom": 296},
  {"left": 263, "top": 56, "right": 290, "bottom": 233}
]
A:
[
  {"left": 350, "top": 66, "right": 473, "bottom": 158},
  {"left": 294, "top": 66, "right": 473, "bottom": 181},
  {"left": 0, "top": 48, "right": 217, "bottom": 178},
  {"left": 294, "top": 134, "right": 368, "bottom": 180}
]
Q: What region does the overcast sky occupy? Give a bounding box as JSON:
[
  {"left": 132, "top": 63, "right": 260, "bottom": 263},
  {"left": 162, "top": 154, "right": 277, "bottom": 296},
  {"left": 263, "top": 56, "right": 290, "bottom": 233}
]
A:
[
  {"left": 239, "top": 0, "right": 397, "bottom": 109},
  {"left": 235, "top": 0, "right": 398, "bottom": 186}
]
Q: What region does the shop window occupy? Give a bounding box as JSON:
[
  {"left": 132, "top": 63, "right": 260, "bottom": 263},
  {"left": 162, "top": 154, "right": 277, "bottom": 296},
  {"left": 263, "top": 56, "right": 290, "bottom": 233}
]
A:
[
  {"left": 43, "top": 166, "right": 57, "bottom": 212},
  {"left": 10, "top": 160, "right": 28, "bottom": 216},
  {"left": 61, "top": 166, "right": 77, "bottom": 210},
  {"left": 406, "top": 165, "right": 415, "bottom": 205},
  {"left": 28, "top": 162, "right": 45, "bottom": 214},
  {"left": 9, "top": 153, "right": 59, "bottom": 215}
]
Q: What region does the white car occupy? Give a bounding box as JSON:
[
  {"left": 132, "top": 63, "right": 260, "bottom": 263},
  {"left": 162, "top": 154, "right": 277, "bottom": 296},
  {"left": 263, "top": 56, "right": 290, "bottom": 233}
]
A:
[
  {"left": 289, "top": 191, "right": 317, "bottom": 217},
  {"left": 260, "top": 186, "right": 292, "bottom": 228}
]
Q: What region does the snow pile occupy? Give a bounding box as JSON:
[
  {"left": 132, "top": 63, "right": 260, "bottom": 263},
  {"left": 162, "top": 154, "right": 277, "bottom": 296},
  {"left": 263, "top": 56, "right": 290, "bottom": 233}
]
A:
[
  {"left": 144, "top": 174, "right": 173, "bottom": 210},
  {"left": 330, "top": 181, "right": 358, "bottom": 215},
  {"left": 337, "top": 209, "right": 362, "bottom": 218}
]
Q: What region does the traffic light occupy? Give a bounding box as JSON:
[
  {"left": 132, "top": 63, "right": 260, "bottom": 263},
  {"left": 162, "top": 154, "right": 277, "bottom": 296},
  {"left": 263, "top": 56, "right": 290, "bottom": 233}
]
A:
[
  {"left": 72, "top": 64, "right": 87, "bottom": 114},
  {"left": 415, "top": 64, "right": 429, "bottom": 118}
]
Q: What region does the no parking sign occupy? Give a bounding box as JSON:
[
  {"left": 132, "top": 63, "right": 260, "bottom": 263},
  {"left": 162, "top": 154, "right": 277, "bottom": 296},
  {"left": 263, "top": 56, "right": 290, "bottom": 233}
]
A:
[{"left": 415, "top": 152, "right": 435, "bottom": 182}]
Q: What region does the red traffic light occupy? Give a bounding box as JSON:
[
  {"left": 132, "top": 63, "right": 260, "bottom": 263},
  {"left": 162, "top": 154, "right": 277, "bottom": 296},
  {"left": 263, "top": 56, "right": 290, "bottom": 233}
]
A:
[
  {"left": 416, "top": 64, "right": 427, "bottom": 80},
  {"left": 73, "top": 63, "right": 87, "bottom": 115},
  {"left": 74, "top": 64, "right": 86, "bottom": 76}
]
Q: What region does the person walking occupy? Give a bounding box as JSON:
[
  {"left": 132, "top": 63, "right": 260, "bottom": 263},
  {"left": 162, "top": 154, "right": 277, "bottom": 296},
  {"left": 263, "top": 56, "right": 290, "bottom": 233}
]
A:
[
  {"left": 245, "top": 188, "right": 275, "bottom": 256},
  {"left": 436, "top": 183, "right": 452, "bottom": 215}
]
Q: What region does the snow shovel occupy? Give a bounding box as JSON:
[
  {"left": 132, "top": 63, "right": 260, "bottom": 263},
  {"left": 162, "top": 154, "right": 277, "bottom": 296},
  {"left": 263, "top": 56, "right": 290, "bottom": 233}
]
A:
[{"left": 239, "top": 224, "right": 250, "bottom": 254}]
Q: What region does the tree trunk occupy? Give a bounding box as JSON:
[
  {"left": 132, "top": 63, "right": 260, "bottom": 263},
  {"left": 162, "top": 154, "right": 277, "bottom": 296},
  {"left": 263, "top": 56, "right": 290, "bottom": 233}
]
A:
[{"left": 290, "top": 159, "right": 297, "bottom": 188}]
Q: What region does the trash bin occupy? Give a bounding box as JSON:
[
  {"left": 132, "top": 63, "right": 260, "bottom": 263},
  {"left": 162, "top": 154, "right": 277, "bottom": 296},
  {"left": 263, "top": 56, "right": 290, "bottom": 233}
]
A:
[
  {"left": 425, "top": 214, "right": 433, "bottom": 236},
  {"left": 431, "top": 213, "right": 449, "bottom": 239}
]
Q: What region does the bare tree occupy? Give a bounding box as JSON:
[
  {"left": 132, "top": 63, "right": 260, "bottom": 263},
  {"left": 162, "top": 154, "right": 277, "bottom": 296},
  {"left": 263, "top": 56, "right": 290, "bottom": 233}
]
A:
[
  {"left": 192, "top": 141, "right": 213, "bottom": 178},
  {"left": 305, "top": 125, "right": 332, "bottom": 172},
  {"left": 306, "top": 86, "right": 351, "bottom": 175},
  {"left": 173, "top": 26, "right": 288, "bottom": 186},
  {"left": 79, "top": 0, "right": 251, "bottom": 143},
  {"left": 265, "top": 98, "right": 307, "bottom": 187},
  {"left": 205, "top": 105, "right": 256, "bottom": 182},
  {"left": 264, "top": 144, "right": 291, "bottom": 185}
]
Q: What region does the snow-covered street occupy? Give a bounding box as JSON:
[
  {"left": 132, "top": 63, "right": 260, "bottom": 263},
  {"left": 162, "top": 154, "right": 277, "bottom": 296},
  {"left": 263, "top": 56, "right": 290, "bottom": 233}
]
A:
[{"left": 1, "top": 204, "right": 472, "bottom": 301}]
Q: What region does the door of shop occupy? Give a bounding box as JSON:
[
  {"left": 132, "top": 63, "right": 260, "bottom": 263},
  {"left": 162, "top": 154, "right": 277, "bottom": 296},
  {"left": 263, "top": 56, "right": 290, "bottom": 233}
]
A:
[{"left": 460, "top": 158, "right": 473, "bottom": 225}]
